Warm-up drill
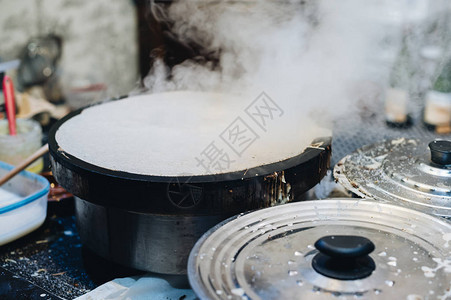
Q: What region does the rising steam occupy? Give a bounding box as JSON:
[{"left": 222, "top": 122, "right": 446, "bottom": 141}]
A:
[
  {"left": 132, "top": 0, "right": 451, "bottom": 173},
  {"left": 144, "top": 0, "right": 450, "bottom": 113}
]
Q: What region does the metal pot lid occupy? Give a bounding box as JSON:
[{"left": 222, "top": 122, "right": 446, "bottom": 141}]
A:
[
  {"left": 188, "top": 199, "right": 451, "bottom": 299},
  {"left": 334, "top": 138, "right": 451, "bottom": 217}
]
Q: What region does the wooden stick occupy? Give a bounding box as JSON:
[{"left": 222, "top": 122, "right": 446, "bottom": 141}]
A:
[{"left": 0, "top": 144, "right": 49, "bottom": 187}]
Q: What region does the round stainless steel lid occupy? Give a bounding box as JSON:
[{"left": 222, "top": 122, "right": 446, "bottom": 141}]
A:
[
  {"left": 188, "top": 199, "right": 451, "bottom": 299},
  {"left": 334, "top": 138, "right": 451, "bottom": 217}
]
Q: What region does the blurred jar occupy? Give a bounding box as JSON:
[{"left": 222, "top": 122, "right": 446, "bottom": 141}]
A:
[
  {"left": 424, "top": 61, "right": 451, "bottom": 133},
  {"left": 385, "top": 87, "right": 412, "bottom": 127},
  {"left": 0, "top": 119, "right": 43, "bottom": 173},
  {"left": 423, "top": 90, "right": 451, "bottom": 133},
  {"left": 384, "top": 36, "right": 413, "bottom": 128}
]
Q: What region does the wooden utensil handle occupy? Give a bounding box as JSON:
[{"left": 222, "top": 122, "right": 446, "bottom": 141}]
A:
[{"left": 0, "top": 144, "right": 49, "bottom": 187}]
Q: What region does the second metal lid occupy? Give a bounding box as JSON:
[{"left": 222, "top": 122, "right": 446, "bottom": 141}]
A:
[
  {"left": 334, "top": 138, "right": 451, "bottom": 217},
  {"left": 188, "top": 199, "right": 451, "bottom": 299}
]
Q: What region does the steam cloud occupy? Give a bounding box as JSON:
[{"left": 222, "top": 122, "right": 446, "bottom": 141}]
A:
[{"left": 141, "top": 0, "right": 451, "bottom": 159}]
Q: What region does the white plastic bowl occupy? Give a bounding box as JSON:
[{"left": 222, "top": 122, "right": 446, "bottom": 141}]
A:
[{"left": 0, "top": 161, "right": 50, "bottom": 245}]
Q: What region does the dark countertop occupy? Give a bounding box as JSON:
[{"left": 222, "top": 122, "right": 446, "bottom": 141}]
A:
[
  {"left": 0, "top": 267, "right": 60, "bottom": 300},
  {"left": 0, "top": 200, "right": 144, "bottom": 299}
]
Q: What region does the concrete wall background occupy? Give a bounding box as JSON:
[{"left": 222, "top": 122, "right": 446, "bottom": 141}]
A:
[{"left": 0, "top": 0, "right": 139, "bottom": 98}]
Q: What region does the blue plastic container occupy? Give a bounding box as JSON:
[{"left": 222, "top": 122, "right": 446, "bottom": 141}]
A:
[{"left": 0, "top": 161, "right": 49, "bottom": 245}]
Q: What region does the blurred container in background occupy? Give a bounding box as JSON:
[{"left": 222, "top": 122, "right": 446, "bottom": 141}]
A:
[
  {"left": 424, "top": 61, "right": 451, "bottom": 133},
  {"left": 62, "top": 75, "right": 107, "bottom": 110},
  {"left": 384, "top": 37, "right": 413, "bottom": 128},
  {"left": 0, "top": 119, "right": 43, "bottom": 173}
]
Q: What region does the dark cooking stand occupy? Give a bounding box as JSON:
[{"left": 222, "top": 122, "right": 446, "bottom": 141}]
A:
[{"left": 0, "top": 109, "right": 449, "bottom": 299}]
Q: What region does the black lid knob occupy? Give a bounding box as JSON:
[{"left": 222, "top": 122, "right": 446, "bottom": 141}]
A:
[
  {"left": 429, "top": 140, "right": 451, "bottom": 165},
  {"left": 314, "top": 235, "right": 375, "bottom": 258},
  {"left": 312, "top": 235, "right": 376, "bottom": 280}
]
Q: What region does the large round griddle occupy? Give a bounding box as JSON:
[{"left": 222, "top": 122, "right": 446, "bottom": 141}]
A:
[
  {"left": 49, "top": 103, "right": 331, "bottom": 215},
  {"left": 48, "top": 95, "right": 331, "bottom": 274}
]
